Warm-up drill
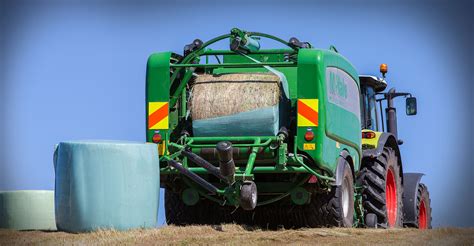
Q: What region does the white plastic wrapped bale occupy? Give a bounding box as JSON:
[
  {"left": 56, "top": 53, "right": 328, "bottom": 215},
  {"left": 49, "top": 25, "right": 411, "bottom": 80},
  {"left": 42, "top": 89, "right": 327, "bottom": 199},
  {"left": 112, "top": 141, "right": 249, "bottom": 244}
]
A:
[
  {"left": 54, "top": 141, "right": 160, "bottom": 232},
  {"left": 0, "top": 190, "right": 56, "bottom": 231}
]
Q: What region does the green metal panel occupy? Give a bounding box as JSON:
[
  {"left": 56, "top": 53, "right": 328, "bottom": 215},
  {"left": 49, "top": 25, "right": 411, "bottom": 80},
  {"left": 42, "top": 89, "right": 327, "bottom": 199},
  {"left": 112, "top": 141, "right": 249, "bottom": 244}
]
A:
[
  {"left": 296, "top": 49, "right": 324, "bottom": 170},
  {"left": 296, "top": 49, "right": 361, "bottom": 175},
  {"left": 146, "top": 52, "right": 171, "bottom": 143},
  {"left": 146, "top": 52, "right": 171, "bottom": 104},
  {"left": 321, "top": 50, "right": 361, "bottom": 172}
]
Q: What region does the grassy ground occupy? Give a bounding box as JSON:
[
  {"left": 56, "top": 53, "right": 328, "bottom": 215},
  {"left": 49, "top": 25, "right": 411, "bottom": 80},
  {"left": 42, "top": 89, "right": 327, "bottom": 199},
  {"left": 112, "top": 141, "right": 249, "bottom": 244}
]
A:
[{"left": 0, "top": 225, "right": 472, "bottom": 245}]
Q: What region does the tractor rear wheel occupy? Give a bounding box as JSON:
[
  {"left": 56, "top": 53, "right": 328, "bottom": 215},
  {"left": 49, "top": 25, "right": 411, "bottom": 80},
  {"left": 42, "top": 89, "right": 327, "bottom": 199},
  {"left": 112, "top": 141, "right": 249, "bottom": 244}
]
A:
[
  {"left": 358, "top": 147, "right": 403, "bottom": 228},
  {"left": 304, "top": 162, "right": 354, "bottom": 227},
  {"left": 413, "top": 183, "right": 432, "bottom": 229}
]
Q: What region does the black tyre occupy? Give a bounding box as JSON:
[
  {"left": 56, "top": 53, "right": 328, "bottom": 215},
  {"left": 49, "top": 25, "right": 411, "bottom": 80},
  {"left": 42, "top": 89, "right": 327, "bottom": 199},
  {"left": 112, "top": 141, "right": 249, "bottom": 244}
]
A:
[
  {"left": 358, "top": 147, "right": 403, "bottom": 228},
  {"left": 165, "top": 188, "right": 197, "bottom": 225},
  {"left": 165, "top": 188, "right": 226, "bottom": 225},
  {"left": 166, "top": 161, "right": 356, "bottom": 228},
  {"left": 414, "top": 183, "right": 432, "bottom": 229},
  {"left": 165, "top": 187, "right": 256, "bottom": 226},
  {"left": 304, "top": 162, "right": 354, "bottom": 227},
  {"left": 240, "top": 181, "right": 257, "bottom": 211}
]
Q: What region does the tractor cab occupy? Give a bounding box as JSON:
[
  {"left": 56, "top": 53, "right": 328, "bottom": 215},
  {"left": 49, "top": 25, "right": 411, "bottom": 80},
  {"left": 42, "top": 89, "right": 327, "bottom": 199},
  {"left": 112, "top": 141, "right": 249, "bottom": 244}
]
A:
[
  {"left": 359, "top": 64, "right": 417, "bottom": 141},
  {"left": 359, "top": 75, "right": 387, "bottom": 131}
]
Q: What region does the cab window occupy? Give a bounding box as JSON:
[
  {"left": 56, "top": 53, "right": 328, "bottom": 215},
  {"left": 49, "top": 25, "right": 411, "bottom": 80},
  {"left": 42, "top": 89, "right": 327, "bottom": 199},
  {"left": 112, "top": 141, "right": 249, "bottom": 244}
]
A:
[{"left": 361, "top": 86, "right": 378, "bottom": 130}]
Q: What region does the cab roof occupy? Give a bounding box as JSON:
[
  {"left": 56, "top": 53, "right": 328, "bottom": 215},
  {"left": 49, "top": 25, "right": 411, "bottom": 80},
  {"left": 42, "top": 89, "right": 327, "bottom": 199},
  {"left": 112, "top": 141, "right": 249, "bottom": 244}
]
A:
[{"left": 359, "top": 75, "right": 387, "bottom": 92}]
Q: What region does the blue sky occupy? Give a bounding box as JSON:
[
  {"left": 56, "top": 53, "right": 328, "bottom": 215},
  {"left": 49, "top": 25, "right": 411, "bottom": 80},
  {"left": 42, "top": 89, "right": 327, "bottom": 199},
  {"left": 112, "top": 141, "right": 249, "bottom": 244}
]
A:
[{"left": 1, "top": 0, "right": 472, "bottom": 227}]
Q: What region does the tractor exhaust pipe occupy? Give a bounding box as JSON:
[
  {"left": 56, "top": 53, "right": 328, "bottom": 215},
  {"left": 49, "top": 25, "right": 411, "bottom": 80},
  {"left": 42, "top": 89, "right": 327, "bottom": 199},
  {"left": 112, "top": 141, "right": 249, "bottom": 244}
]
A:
[
  {"left": 167, "top": 159, "right": 218, "bottom": 195},
  {"left": 386, "top": 88, "right": 398, "bottom": 139},
  {"left": 384, "top": 88, "right": 412, "bottom": 144},
  {"left": 216, "top": 141, "right": 236, "bottom": 184}
]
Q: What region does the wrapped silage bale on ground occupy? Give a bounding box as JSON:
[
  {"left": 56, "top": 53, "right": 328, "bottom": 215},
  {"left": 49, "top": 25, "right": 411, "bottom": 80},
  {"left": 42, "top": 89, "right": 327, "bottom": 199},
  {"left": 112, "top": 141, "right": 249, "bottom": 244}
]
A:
[
  {"left": 54, "top": 141, "right": 159, "bottom": 232},
  {"left": 191, "top": 73, "right": 284, "bottom": 136},
  {"left": 0, "top": 190, "right": 56, "bottom": 231}
]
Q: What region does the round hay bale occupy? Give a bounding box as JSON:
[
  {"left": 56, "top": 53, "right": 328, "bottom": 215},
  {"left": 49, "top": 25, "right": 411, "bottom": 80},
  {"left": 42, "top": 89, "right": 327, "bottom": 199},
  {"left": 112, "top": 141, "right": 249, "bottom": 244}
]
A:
[
  {"left": 190, "top": 73, "right": 281, "bottom": 120},
  {"left": 0, "top": 190, "right": 56, "bottom": 231},
  {"left": 54, "top": 141, "right": 160, "bottom": 232}
]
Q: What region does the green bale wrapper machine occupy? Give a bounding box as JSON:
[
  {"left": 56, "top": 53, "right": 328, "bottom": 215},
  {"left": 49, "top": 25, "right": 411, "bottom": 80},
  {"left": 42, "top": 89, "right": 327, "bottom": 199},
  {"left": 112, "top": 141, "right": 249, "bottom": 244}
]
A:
[{"left": 146, "top": 28, "right": 431, "bottom": 229}]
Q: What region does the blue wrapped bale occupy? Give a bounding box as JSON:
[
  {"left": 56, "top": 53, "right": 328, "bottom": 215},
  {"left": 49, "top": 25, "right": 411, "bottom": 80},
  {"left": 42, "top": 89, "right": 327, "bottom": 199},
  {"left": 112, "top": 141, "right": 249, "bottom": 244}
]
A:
[
  {"left": 190, "top": 73, "right": 282, "bottom": 136},
  {"left": 54, "top": 141, "right": 159, "bottom": 232},
  {"left": 193, "top": 105, "right": 279, "bottom": 136},
  {"left": 0, "top": 190, "right": 56, "bottom": 231}
]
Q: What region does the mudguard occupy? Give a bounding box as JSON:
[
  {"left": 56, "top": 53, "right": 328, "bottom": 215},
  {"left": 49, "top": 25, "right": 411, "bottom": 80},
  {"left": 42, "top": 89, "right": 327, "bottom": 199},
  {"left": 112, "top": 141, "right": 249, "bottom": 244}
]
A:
[
  {"left": 362, "top": 132, "right": 397, "bottom": 158},
  {"left": 402, "top": 173, "right": 424, "bottom": 225},
  {"left": 333, "top": 151, "right": 352, "bottom": 186},
  {"left": 362, "top": 132, "right": 404, "bottom": 184}
]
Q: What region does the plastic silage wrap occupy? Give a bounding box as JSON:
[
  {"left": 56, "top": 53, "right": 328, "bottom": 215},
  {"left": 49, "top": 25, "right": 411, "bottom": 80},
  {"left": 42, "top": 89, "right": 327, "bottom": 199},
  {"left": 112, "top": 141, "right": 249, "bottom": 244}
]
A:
[
  {"left": 54, "top": 141, "right": 159, "bottom": 232},
  {"left": 0, "top": 190, "right": 56, "bottom": 230},
  {"left": 190, "top": 73, "right": 286, "bottom": 136}
]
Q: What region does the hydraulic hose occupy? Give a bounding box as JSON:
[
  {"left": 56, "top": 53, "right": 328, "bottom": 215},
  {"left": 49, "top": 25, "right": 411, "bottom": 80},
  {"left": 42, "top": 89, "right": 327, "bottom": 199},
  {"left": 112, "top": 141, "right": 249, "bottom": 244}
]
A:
[{"left": 293, "top": 137, "right": 335, "bottom": 182}]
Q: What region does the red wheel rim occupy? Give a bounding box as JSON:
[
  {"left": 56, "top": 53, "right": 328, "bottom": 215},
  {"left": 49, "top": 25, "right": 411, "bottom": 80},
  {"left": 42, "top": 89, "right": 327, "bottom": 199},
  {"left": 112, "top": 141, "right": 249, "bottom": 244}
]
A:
[
  {"left": 419, "top": 200, "right": 428, "bottom": 229},
  {"left": 386, "top": 169, "right": 397, "bottom": 227}
]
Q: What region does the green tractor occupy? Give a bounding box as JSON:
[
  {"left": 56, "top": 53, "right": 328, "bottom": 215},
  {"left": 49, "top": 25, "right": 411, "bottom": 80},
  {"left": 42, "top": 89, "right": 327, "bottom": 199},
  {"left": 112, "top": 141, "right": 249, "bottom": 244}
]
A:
[{"left": 146, "top": 28, "right": 431, "bottom": 229}]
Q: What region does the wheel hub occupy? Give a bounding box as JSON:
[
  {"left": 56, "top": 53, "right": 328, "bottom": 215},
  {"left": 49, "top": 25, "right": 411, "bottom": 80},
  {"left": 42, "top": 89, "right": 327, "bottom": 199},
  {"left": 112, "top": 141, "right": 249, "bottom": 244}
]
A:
[
  {"left": 342, "top": 178, "right": 350, "bottom": 218},
  {"left": 418, "top": 200, "right": 427, "bottom": 229},
  {"left": 386, "top": 168, "right": 397, "bottom": 227},
  {"left": 251, "top": 188, "right": 257, "bottom": 205}
]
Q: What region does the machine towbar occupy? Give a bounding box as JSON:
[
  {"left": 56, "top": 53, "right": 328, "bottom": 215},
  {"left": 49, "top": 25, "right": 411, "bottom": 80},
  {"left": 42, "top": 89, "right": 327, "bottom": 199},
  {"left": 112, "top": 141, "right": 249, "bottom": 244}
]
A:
[
  {"left": 181, "top": 149, "right": 229, "bottom": 183},
  {"left": 167, "top": 159, "right": 218, "bottom": 195}
]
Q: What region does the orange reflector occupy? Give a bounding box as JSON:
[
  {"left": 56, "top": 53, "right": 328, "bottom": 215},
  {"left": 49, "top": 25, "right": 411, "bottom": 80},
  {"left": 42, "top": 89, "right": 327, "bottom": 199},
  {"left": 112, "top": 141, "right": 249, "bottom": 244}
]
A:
[{"left": 148, "top": 102, "right": 169, "bottom": 130}]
